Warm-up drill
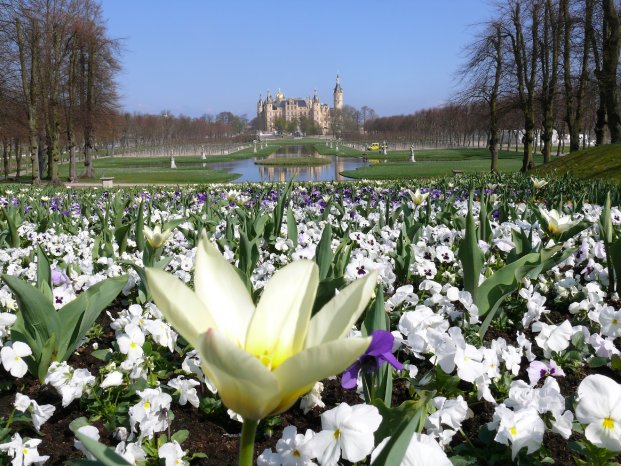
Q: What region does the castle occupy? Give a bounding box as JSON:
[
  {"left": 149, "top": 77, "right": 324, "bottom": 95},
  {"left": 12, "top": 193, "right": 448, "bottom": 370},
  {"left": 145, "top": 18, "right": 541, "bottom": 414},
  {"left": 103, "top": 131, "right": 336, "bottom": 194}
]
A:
[{"left": 257, "top": 75, "right": 343, "bottom": 134}]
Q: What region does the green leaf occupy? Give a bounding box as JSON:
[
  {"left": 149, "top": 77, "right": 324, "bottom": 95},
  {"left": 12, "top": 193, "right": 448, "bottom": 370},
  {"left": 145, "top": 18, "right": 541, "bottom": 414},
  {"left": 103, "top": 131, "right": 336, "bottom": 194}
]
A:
[
  {"left": 36, "top": 245, "right": 51, "bottom": 291},
  {"left": 171, "top": 429, "right": 189, "bottom": 444},
  {"left": 162, "top": 217, "right": 188, "bottom": 232},
  {"left": 135, "top": 201, "right": 145, "bottom": 252},
  {"left": 69, "top": 417, "right": 91, "bottom": 433},
  {"left": 287, "top": 206, "right": 298, "bottom": 248},
  {"left": 38, "top": 334, "right": 57, "bottom": 382},
  {"left": 91, "top": 349, "right": 113, "bottom": 362},
  {"left": 363, "top": 286, "right": 387, "bottom": 336},
  {"left": 371, "top": 394, "right": 434, "bottom": 466},
  {"left": 314, "top": 224, "right": 333, "bottom": 281},
  {"left": 457, "top": 195, "right": 483, "bottom": 305},
  {"left": 477, "top": 249, "right": 561, "bottom": 338},
  {"left": 1, "top": 274, "right": 59, "bottom": 348},
  {"left": 113, "top": 223, "right": 131, "bottom": 256},
  {"left": 73, "top": 431, "right": 132, "bottom": 466},
  {"left": 57, "top": 275, "right": 128, "bottom": 361}
]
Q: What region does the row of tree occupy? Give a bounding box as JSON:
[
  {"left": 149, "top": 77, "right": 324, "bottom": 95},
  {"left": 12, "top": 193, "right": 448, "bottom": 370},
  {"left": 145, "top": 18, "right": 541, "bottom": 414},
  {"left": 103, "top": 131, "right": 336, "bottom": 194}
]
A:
[
  {"left": 0, "top": 0, "right": 121, "bottom": 183},
  {"left": 459, "top": 0, "right": 621, "bottom": 172},
  {"left": 365, "top": 0, "right": 620, "bottom": 173}
]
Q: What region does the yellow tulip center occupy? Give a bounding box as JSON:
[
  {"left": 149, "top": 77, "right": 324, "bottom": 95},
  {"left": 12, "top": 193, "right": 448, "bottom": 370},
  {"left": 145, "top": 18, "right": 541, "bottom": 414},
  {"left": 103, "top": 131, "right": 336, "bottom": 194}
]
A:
[
  {"left": 603, "top": 417, "right": 614, "bottom": 430},
  {"left": 144, "top": 401, "right": 151, "bottom": 409},
  {"left": 256, "top": 351, "right": 274, "bottom": 371},
  {"left": 509, "top": 426, "right": 517, "bottom": 436},
  {"left": 613, "top": 319, "right": 619, "bottom": 325},
  {"left": 333, "top": 429, "right": 341, "bottom": 439},
  {"left": 22, "top": 448, "right": 28, "bottom": 455},
  {"left": 293, "top": 450, "right": 301, "bottom": 457},
  {"left": 15, "top": 356, "right": 20, "bottom": 361},
  {"left": 548, "top": 224, "right": 560, "bottom": 235},
  {"left": 130, "top": 343, "right": 137, "bottom": 349}
]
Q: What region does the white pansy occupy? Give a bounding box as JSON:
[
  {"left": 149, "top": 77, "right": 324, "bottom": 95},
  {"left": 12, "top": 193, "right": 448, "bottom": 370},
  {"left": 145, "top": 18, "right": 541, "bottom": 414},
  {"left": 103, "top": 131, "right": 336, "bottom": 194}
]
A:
[
  {"left": 575, "top": 374, "right": 621, "bottom": 451},
  {"left": 0, "top": 433, "right": 49, "bottom": 465},
  {"left": 167, "top": 376, "right": 200, "bottom": 408},
  {"left": 299, "top": 381, "right": 325, "bottom": 414},
  {"left": 100, "top": 371, "right": 124, "bottom": 389},
  {"left": 129, "top": 388, "right": 172, "bottom": 440},
  {"left": 532, "top": 320, "right": 573, "bottom": 357},
  {"left": 370, "top": 433, "right": 452, "bottom": 466},
  {"left": 1, "top": 341, "right": 32, "bottom": 378},
  {"left": 117, "top": 323, "right": 145, "bottom": 361},
  {"left": 493, "top": 405, "right": 545, "bottom": 460},
  {"left": 275, "top": 425, "right": 316, "bottom": 466},
  {"left": 13, "top": 393, "right": 55, "bottom": 433},
  {"left": 305, "top": 403, "right": 382, "bottom": 465},
  {"left": 158, "top": 441, "right": 186, "bottom": 466}
]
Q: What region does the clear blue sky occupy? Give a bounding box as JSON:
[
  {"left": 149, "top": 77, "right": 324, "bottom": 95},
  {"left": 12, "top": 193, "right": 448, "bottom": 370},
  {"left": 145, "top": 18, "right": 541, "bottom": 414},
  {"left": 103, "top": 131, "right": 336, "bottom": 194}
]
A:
[{"left": 100, "top": 1, "right": 495, "bottom": 119}]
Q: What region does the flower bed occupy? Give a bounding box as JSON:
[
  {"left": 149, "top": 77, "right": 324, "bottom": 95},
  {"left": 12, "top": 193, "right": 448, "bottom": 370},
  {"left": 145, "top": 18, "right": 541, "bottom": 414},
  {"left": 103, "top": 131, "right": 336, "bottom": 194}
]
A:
[{"left": 0, "top": 174, "right": 620, "bottom": 465}]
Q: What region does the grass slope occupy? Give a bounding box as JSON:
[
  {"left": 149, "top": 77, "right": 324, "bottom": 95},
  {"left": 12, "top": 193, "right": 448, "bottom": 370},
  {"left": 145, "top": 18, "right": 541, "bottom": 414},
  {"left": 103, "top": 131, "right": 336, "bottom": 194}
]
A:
[{"left": 534, "top": 144, "right": 621, "bottom": 182}]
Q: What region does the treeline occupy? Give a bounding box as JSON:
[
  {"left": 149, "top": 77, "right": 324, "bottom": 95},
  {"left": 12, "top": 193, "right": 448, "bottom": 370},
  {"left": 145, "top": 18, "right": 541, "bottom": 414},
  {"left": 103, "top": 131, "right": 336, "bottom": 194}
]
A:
[
  {"left": 114, "top": 111, "right": 250, "bottom": 149},
  {"left": 367, "top": 0, "right": 620, "bottom": 173}
]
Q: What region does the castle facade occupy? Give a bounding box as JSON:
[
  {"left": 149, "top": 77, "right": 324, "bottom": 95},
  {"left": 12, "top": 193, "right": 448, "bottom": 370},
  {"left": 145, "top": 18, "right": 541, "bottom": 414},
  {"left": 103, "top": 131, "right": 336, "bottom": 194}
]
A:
[{"left": 257, "top": 75, "right": 343, "bottom": 134}]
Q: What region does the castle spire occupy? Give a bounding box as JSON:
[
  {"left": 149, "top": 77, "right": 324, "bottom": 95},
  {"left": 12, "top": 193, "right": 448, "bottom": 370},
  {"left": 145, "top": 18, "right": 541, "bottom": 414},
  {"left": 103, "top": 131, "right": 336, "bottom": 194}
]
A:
[{"left": 333, "top": 74, "right": 343, "bottom": 110}]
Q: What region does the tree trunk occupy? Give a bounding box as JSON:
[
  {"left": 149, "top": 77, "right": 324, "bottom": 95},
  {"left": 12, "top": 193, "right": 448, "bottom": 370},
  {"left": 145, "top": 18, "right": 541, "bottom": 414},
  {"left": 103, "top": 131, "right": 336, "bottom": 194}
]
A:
[
  {"left": 15, "top": 18, "right": 40, "bottom": 183},
  {"left": 602, "top": 0, "right": 621, "bottom": 143},
  {"left": 82, "top": 46, "right": 96, "bottom": 178},
  {"left": 2, "top": 139, "right": 8, "bottom": 180},
  {"left": 14, "top": 139, "right": 21, "bottom": 179}
]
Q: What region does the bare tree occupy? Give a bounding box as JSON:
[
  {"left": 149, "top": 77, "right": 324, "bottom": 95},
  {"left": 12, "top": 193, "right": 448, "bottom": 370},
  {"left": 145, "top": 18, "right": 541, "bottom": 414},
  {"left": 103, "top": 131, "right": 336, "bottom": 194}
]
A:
[
  {"left": 506, "top": 0, "right": 541, "bottom": 172},
  {"left": 562, "top": 0, "right": 593, "bottom": 152},
  {"left": 538, "top": 0, "right": 562, "bottom": 163},
  {"left": 456, "top": 21, "right": 507, "bottom": 172}
]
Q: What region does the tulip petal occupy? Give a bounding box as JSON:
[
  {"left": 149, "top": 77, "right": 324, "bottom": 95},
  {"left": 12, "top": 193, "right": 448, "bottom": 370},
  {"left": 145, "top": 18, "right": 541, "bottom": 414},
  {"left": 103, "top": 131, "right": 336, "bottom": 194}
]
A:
[
  {"left": 146, "top": 268, "right": 216, "bottom": 349},
  {"left": 271, "top": 337, "right": 372, "bottom": 415},
  {"left": 199, "top": 329, "right": 279, "bottom": 422},
  {"left": 194, "top": 237, "right": 255, "bottom": 346},
  {"left": 245, "top": 260, "right": 318, "bottom": 368},
  {"left": 306, "top": 271, "right": 377, "bottom": 348}
]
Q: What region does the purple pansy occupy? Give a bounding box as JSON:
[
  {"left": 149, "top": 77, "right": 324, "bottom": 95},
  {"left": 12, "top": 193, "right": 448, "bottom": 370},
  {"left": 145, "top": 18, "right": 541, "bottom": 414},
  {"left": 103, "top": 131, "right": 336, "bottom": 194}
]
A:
[
  {"left": 527, "top": 359, "right": 565, "bottom": 386},
  {"left": 51, "top": 269, "right": 70, "bottom": 286},
  {"left": 341, "top": 330, "right": 403, "bottom": 389}
]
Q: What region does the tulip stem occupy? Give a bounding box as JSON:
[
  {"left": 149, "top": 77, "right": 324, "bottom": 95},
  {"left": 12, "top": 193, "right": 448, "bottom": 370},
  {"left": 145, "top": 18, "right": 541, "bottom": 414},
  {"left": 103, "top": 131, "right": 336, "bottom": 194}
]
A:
[{"left": 239, "top": 418, "right": 259, "bottom": 466}]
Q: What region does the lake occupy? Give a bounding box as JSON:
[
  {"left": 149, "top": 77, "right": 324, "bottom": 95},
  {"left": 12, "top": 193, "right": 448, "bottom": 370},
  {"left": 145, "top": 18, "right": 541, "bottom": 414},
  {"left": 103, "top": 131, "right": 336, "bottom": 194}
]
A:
[{"left": 207, "top": 144, "right": 369, "bottom": 182}]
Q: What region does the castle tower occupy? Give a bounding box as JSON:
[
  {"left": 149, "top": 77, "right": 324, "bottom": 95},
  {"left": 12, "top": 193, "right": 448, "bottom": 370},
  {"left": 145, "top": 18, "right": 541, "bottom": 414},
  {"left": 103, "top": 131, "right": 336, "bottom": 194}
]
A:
[
  {"left": 275, "top": 88, "right": 284, "bottom": 102},
  {"left": 333, "top": 74, "right": 343, "bottom": 111},
  {"left": 257, "top": 94, "right": 263, "bottom": 115}
]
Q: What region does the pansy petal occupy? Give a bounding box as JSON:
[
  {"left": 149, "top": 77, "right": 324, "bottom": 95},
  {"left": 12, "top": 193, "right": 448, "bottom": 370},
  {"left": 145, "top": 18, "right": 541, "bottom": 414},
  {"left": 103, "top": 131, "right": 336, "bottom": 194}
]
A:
[
  {"left": 584, "top": 421, "right": 621, "bottom": 451},
  {"left": 246, "top": 261, "right": 318, "bottom": 368},
  {"left": 271, "top": 337, "right": 371, "bottom": 414},
  {"left": 194, "top": 236, "right": 255, "bottom": 346},
  {"left": 146, "top": 268, "right": 216, "bottom": 349},
  {"left": 198, "top": 329, "right": 279, "bottom": 421},
  {"left": 576, "top": 375, "right": 621, "bottom": 423},
  {"left": 306, "top": 271, "right": 378, "bottom": 348}
]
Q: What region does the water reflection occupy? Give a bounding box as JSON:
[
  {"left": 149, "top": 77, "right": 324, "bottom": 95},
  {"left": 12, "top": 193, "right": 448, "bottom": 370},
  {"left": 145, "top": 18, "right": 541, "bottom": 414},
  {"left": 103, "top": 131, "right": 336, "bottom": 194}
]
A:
[{"left": 208, "top": 144, "right": 368, "bottom": 182}]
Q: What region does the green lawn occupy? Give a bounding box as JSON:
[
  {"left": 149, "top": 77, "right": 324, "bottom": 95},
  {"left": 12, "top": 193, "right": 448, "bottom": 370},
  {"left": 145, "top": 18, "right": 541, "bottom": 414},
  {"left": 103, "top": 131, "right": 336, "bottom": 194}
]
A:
[
  {"left": 341, "top": 149, "right": 543, "bottom": 179},
  {"left": 3, "top": 144, "right": 564, "bottom": 184},
  {"left": 48, "top": 145, "right": 284, "bottom": 184}
]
